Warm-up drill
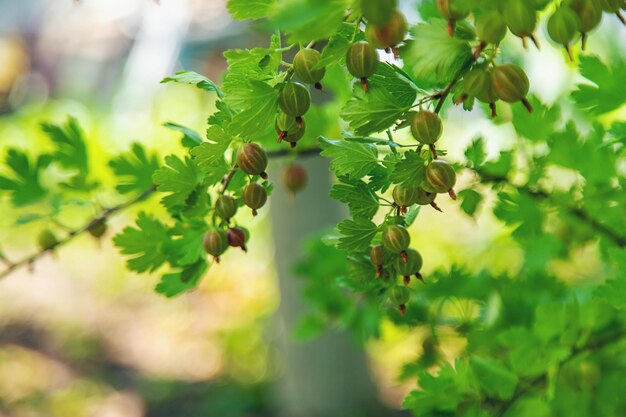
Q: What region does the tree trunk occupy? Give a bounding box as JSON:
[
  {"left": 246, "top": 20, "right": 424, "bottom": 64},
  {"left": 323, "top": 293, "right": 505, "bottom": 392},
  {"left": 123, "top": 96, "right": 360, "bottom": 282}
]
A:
[{"left": 269, "top": 155, "right": 384, "bottom": 417}]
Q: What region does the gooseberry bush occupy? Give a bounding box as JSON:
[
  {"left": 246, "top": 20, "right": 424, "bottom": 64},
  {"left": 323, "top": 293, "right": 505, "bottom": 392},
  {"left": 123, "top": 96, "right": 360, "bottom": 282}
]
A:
[{"left": 1, "top": 0, "right": 626, "bottom": 415}]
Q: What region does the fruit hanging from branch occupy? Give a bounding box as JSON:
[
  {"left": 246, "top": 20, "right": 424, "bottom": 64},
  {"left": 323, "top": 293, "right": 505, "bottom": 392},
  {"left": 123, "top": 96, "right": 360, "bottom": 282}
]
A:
[
  {"left": 278, "top": 81, "right": 311, "bottom": 127},
  {"left": 293, "top": 48, "right": 325, "bottom": 90},
  {"left": 242, "top": 183, "right": 268, "bottom": 216},
  {"left": 236, "top": 143, "right": 269, "bottom": 179},
  {"left": 346, "top": 41, "right": 379, "bottom": 92}
]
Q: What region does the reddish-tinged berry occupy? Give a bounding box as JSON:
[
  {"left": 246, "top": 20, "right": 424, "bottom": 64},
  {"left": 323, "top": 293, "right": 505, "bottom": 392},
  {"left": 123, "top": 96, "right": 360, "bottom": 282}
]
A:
[
  {"left": 389, "top": 285, "right": 410, "bottom": 315},
  {"left": 203, "top": 229, "right": 229, "bottom": 262},
  {"left": 393, "top": 248, "right": 423, "bottom": 285},
  {"left": 227, "top": 227, "right": 248, "bottom": 252},
  {"left": 370, "top": 244, "right": 385, "bottom": 278},
  {"left": 361, "top": 0, "right": 397, "bottom": 26},
  {"left": 242, "top": 183, "right": 268, "bottom": 216},
  {"left": 275, "top": 112, "right": 306, "bottom": 146},
  {"left": 278, "top": 82, "right": 311, "bottom": 125},
  {"left": 293, "top": 48, "right": 325, "bottom": 89},
  {"left": 382, "top": 225, "right": 410, "bottom": 257},
  {"left": 87, "top": 218, "right": 107, "bottom": 238},
  {"left": 411, "top": 111, "right": 443, "bottom": 145},
  {"left": 282, "top": 163, "right": 308, "bottom": 195},
  {"left": 423, "top": 160, "right": 457, "bottom": 198},
  {"left": 236, "top": 143, "right": 269, "bottom": 179},
  {"left": 370, "top": 9, "right": 407, "bottom": 49},
  {"left": 492, "top": 64, "right": 532, "bottom": 113},
  {"left": 346, "top": 41, "right": 379, "bottom": 92},
  {"left": 215, "top": 195, "right": 237, "bottom": 222}
]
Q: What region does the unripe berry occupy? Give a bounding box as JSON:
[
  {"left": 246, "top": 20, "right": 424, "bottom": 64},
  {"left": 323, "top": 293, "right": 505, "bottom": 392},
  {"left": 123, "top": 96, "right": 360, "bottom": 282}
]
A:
[
  {"left": 361, "top": 0, "right": 397, "bottom": 26},
  {"left": 416, "top": 188, "right": 436, "bottom": 205},
  {"left": 370, "top": 244, "right": 385, "bottom": 278},
  {"left": 203, "top": 229, "right": 229, "bottom": 262},
  {"left": 282, "top": 163, "right": 308, "bottom": 195},
  {"left": 410, "top": 111, "right": 443, "bottom": 145},
  {"left": 38, "top": 229, "right": 57, "bottom": 251},
  {"left": 370, "top": 9, "right": 407, "bottom": 49},
  {"left": 392, "top": 184, "right": 420, "bottom": 212},
  {"left": 547, "top": 7, "right": 581, "bottom": 59},
  {"left": 393, "top": 248, "right": 423, "bottom": 285},
  {"left": 346, "top": 41, "right": 379, "bottom": 92},
  {"left": 87, "top": 218, "right": 107, "bottom": 239},
  {"left": 437, "top": 0, "right": 469, "bottom": 35},
  {"left": 382, "top": 224, "right": 410, "bottom": 257},
  {"left": 293, "top": 48, "right": 325, "bottom": 89},
  {"left": 275, "top": 112, "right": 306, "bottom": 146},
  {"left": 492, "top": 64, "right": 532, "bottom": 113},
  {"left": 423, "top": 160, "right": 457, "bottom": 197},
  {"left": 242, "top": 183, "right": 268, "bottom": 216},
  {"left": 236, "top": 143, "right": 268, "bottom": 179},
  {"left": 461, "top": 68, "right": 497, "bottom": 104},
  {"left": 503, "top": 0, "right": 538, "bottom": 47},
  {"left": 598, "top": 0, "right": 624, "bottom": 12},
  {"left": 476, "top": 11, "right": 507, "bottom": 45},
  {"left": 278, "top": 82, "right": 311, "bottom": 125},
  {"left": 215, "top": 195, "right": 237, "bottom": 222},
  {"left": 567, "top": 0, "right": 602, "bottom": 49},
  {"left": 227, "top": 226, "right": 248, "bottom": 252},
  {"left": 389, "top": 285, "right": 410, "bottom": 315}
]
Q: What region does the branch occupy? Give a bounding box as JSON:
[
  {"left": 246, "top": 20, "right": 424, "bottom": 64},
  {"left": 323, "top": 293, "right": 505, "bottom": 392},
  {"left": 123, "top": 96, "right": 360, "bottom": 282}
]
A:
[
  {"left": 0, "top": 146, "right": 322, "bottom": 280},
  {"left": 478, "top": 171, "right": 626, "bottom": 248},
  {"left": 495, "top": 328, "right": 626, "bottom": 416}
]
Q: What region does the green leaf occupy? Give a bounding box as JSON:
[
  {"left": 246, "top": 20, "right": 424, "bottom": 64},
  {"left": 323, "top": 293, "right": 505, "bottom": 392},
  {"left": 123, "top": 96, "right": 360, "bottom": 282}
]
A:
[
  {"left": 389, "top": 150, "right": 425, "bottom": 188},
  {"left": 319, "top": 137, "right": 380, "bottom": 178},
  {"left": 458, "top": 188, "right": 482, "bottom": 216},
  {"left": 0, "top": 150, "right": 50, "bottom": 206},
  {"left": 41, "top": 117, "right": 96, "bottom": 191},
  {"left": 166, "top": 220, "right": 208, "bottom": 266},
  {"left": 268, "top": 0, "right": 349, "bottom": 43},
  {"left": 470, "top": 356, "right": 519, "bottom": 400},
  {"left": 163, "top": 122, "right": 204, "bottom": 148},
  {"left": 161, "top": 71, "right": 224, "bottom": 98},
  {"left": 494, "top": 190, "right": 543, "bottom": 238},
  {"left": 511, "top": 96, "right": 560, "bottom": 142},
  {"left": 336, "top": 218, "right": 378, "bottom": 253},
  {"left": 190, "top": 126, "right": 231, "bottom": 184},
  {"left": 330, "top": 181, "right": 380, "bottom": 220},
  {"left": 341, "top": 63, "right": 418, "bottom": 135},
  {"left": 464, "top": 137, "right": 486, "bottom": 168},
  {"left": 314, "top": 23, "right": 356, "bottom": 70},
  {"left": 227, "top": 0, "right": 274, "bottom": 20},
  {"left": 405, "top": 19, "right": 473, "bottom": 87},
  {"left": 572, "top": 55, "right": 626, "bottom": 115},
  {"left": 113, "top": 212, "right": 169, "bottom": 273},
  {"left": 153, "top": 155, "right": 202, "bottom": 210},
  {"left": 228, "top": 80, "right": 278, "bottom": 140},
  {"left": 109, "top": 143, "right": 159, "bottom": 194},
  {"left": 155, "top": 259, "right": 208, "bottom": 297}
]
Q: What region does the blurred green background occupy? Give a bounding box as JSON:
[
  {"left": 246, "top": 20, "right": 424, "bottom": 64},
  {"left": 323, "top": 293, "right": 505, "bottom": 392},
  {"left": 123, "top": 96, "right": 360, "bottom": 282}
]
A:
[{"left": 0, "top": 0, "right": 624, "bottom": 416}]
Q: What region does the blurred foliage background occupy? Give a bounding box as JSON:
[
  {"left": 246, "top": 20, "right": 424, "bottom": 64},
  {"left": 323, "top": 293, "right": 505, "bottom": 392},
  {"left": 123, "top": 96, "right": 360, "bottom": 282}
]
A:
[{"left": 0, "top": 0, "right": 624, "bottom": 416}]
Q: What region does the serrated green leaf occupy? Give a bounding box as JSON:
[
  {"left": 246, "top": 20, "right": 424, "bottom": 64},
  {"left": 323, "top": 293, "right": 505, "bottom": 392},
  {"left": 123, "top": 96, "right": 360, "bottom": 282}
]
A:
[
  {"left": 512, "top": 96, "right": 560, "bottom": 142},
  {"left": 336, "top": 218, "right": 378, "bottom": 252},
  {"left": 153, "top": 155, "right": 202, "bottom": 210},
  {"left": 190, "top": 126, "right": 231, "bottom": 184},
  {"left": 405, "top": 19, "right": 473, "bottom": 87},
  {"left": 319, "top": 137, "right": 380, "bottom": 178},
  {"left": 341, "top": 63, "right": 418, "bottom": 135},
  {"left": 156, "top": 259, "right": 208, "bottom": 297},
  {"left": 163, "top": 122, "right": 204, "bottom": 148},
  {"left": 314, "top": 22, "right": 356, "bottom": 70},
  {"left": 109, "top": 143, "right": 159, "bottom": 194},
  {"left": 389, "top": 150, "right": 425, "bottom": 188},
  {"left": 572, "top": 55, "right": 626, "bottom": 115},
  {"left": 268, "top": 0, "right": 349, "bottom": 43},
  {"left": 166, "top": 220, "right": 208, "bottom": 266},
  {"left": 330, "top": 181, "right": 380, "bottom": 220},
  {"left": 161, "top": 71, "right": 224, "bottom": 98},
  {"left": 229, "top": 80, "right": 278, "bottom": 140},
  {"left": 464, "top": 137, "right": 486, "bottom": 168},
  {"left": 470, "top": 356, "right": 518, "bottom": 400},
  {"left": 113, "top": 212, "right": 169, "bottom": 273},
  {"left": 0, "top": 150, "right": 50, "bottom": 206},
  {"left": 458, "top": 188, "right": 482, "bottom": 216},
  {"left": 227, "top": 0, "right": 274, "bottom": 20},
  {"left": 41, "top": 117, "right": 97, "bottom": 191}
]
